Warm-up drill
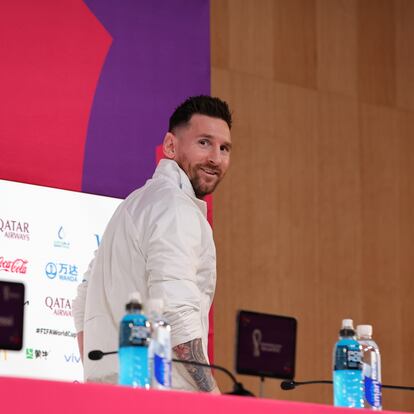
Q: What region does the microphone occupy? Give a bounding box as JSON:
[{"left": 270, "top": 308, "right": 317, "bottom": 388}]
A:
[
  {"left": 88, "top": 350, "right": 117, "bottom": 360},
  {"left": 280, "top": 379, "right": 414, "bottom": 392},
  {"left": 88, "top": 349, "right": 254, "bottom": 396},
  {"left": 281, "top": 380, "right": 333, "bottom": 390}
]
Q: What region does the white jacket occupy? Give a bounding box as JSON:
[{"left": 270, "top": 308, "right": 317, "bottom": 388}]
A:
[{"left": 72, "top": 159, "right": 216, "bottom": 390}]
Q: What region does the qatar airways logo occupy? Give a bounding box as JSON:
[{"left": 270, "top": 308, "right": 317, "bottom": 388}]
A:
[
  {"left": 44, "top": 296, "right": 72, "bottom": 317},
  {"left": 0, "top": 256, "right": 28, "bottom": 274},
  {"left": 0, "top": 218, "right": 30, "bottom": 241}
]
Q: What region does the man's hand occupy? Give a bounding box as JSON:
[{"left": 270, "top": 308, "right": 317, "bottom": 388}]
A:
[{"left": 173, "top": 338, "right": 220, "bottom": 393}]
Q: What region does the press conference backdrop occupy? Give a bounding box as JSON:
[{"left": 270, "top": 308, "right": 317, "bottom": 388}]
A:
[{"left": 0, "top": 179, "right": 122, "bottom": 381}]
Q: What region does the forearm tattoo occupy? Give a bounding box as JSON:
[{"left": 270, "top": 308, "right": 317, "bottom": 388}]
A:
[{"left": 173, "top": 338, "right": 216, "bottom": 392}]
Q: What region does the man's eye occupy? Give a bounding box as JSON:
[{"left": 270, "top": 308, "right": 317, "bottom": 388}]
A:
[
  {"left": 199, "top": 139, "right": 209, "bottom": 146},
  {"left": 221, "top": 146, "right": 230, "bottom": 153}
]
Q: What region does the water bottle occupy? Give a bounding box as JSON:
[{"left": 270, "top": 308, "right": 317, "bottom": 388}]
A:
[
  {"left": 118, "top": 292, "right": 151, "bottom": 388},
  {"left": 357, "top": 325, "right": 382, "bottom": 410},
  {"left": 146, "top": 298, "right": 172, "bottom": 390},
  {"left": 333, "top": 319, "right": 364, "bottom": 408}
]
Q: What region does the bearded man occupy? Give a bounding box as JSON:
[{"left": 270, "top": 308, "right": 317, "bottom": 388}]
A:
[{"left": 72, "top": 96, "right": 232, "bottom": 393}]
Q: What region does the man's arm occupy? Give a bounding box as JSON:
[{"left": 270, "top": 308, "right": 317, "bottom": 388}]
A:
[
  {"left": 77, "top": 331, "right": 84, "bottom": 362},
  {"left": 173, "top": 338, "right": 220, "bottom": 394},
  {"left": 72, "top": 251, "right": 97, "bottom": 364},
  {"left": 72, "top": 279, "right": 87, "bottom": 363},
  {"left": 146, "top": 202, "right": 218, "bottom": 392}
]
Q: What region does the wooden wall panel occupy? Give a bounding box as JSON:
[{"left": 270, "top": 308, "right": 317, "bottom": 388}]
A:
[
  {"left": 396, "top": 0, "right": 414, "bottom": 111},
  {"left": 359, "top": 103, "right": 401, "bottom": 383},
  {"left": 271, "top": 84, "right": 320, "bottom": 402},
  {"left": 227, "top": 0, "right": 274, "bottom": 79},
  {"left": 397, "top": 113, "right": 414, "bottom": 410},
  {"left": 215, "top": 69, "right": 277, "bottom": 133},
  {"left": 213, "top": 81, "right": 321, "bottom": 399},
  {"left": 316, "top": 0, "right": 358, "bottom": 96},
  {"left": 210, "top": 0, "right": 229, "bottom": 69},
  {"left": 316, "top": 93, "right": 362, "bottom": 341},
  {"left": 210, "top": 0, "right": 414, "bottom": 411},
  {"left": 358, "top": 0, "right": 396, "bottom": 106},
  {"left": 273, "top": 0, "right": 317, "bottom": 88}
]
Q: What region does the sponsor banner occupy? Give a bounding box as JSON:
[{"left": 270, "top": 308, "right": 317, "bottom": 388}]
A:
[
  {"left": 36, "top": 327, "right": 76, "bottom": 338},
  {"left": 0, "top": 257, "right": 28, "bottom": 274},
  {"left": 64, "top": 353, "right": 81, "bottom": 364},
  {"left": 53, "top": 226, "right": 70, "bottom": 249},
  {"left": 0, "top": 178, "right": 122, "bottom": 382},
  {"left": 0, "top": 218, "right": 30, "bottom": 241},
  {"left": 44, "top": 296, "right": 72, "bottom": 317},
  {"left": 94, "top": 233, "right": 101, "bottom": 247},
  {"left": 25, "top": 347, "right": 50, "bottom": 360},
  {"left": 45, "top": 262, "right": 78, "bottom": 282}
]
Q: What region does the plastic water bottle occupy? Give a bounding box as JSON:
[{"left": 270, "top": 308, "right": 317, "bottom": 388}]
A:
[
  {"left": 146, "top": 298, "right": 172, "bottom": 390},
  {"left": 357, "top": 325, "right": 382, "bottom": 410},
  {"left": 118, "top": 292, "right": 151, "bottom": 388},
  {"left": 333, "top": 319, "right": 364, "bottom": 408}
]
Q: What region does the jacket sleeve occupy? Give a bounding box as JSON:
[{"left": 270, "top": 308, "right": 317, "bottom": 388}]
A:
[
  {"left": 72, "top": 251, "right": 96, "bottom": 333},
  {"left": 145, "top": 200, "right": 204, "bottom": 348}
]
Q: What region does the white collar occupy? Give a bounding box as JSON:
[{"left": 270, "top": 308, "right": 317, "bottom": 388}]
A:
[{"left": 153, "top": 159, "right": 208, "bottom": 218}]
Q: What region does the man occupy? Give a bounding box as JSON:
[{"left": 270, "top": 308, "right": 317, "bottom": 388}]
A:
[{"left": 72, "top": 95, "right": 232, "bottom": 393}]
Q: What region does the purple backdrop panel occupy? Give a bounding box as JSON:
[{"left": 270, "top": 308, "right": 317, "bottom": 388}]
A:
[{"left": 82, "top": 0, "right": 210, "bottom": 198}]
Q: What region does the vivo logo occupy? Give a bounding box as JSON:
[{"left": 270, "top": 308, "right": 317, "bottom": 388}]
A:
[{"left": 64, "top": 353, "right": 81, "bottom": 363}]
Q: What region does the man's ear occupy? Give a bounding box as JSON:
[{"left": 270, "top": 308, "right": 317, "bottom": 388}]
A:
[{"left": 162, "top": 132, "right": 177, "bottom": 159}]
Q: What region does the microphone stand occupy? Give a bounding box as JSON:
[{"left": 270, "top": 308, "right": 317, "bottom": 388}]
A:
[
  {"left": 171, "top": 358, "right": 254, "bottom": 396},
  {"left": 88, "top": 350, "right": 254, "bottom": 396},
  {"left": 280, "top": 380, "right": 414, "bottom": 391},
  {"left": 280, "top": 380, "right": 332, "bottom": 390}
]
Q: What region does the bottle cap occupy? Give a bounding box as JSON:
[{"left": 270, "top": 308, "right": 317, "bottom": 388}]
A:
[
  {"left": 126, "top": 291, "right": 142, "bottom": 310},
  {"left": 341, "top": 319, "right": 354, "bottom": 329},
  {"left": 356, "top": 324, "right": 372, "bottom": 337},
  {"left": 129, "top": 291, "right": 142, "bottom": 303},
  {"left": 145, "top": 298, "right": 164, "bottom": 319}
]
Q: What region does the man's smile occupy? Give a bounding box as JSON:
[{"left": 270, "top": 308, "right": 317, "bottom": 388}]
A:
[{"left": 199, "top": 167, "right": 219, "bottom": 176}]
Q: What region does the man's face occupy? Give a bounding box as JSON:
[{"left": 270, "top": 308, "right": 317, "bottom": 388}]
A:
[{"left": 170, "top": 114, "right": 232, "bottom": 198}]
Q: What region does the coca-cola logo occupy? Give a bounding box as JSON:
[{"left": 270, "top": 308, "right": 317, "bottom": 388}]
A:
[
  {"left": 0, "top": 257, "right": 28, "bottom": 274},
  {"left": 44, "top": 296, "right": 72, "bottom": 317},
  {"left": 0, "top": 218, "right": 30, "bottom": 241}
]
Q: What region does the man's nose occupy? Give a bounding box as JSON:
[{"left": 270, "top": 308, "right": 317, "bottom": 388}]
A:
[{"left": 208, "top": 146, "right": 221, "bottom": 165}]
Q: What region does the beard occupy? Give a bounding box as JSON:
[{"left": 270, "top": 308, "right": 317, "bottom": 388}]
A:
[
  {"left": 190, "top": 172, "right": 220, "bottom": 198},
  {"left": 178, "top": 161, "right": 223, "bottom": 199}
]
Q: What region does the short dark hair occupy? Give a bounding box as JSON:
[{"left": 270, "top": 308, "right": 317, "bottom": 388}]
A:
[{"left": 169, "top": 95, "right": 232, "bottom": 132}]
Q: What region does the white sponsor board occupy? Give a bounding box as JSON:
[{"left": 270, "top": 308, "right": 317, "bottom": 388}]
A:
[{"left": 0, "top": 179, "right": 122, "bottom": 382}]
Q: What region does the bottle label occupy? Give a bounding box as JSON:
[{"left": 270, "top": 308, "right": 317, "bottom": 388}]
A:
[
  {"left": 120, "top": 321, "right": 150, "bottom": 347},
  {"left": 364, "top": 376, "right": 382, "bottom": 408},
  {"left": 154, "top": 353, "right": 172, "bottom": 387},
  {"left": 129, "top": 325, "right": 150, "bottom": 345},
  {"left": 335, "top": 345, "right": 362, "bottom": 370}
]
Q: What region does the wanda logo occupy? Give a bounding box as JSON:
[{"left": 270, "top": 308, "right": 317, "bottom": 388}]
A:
[{"left": 0, "top": 257, "right": 28, "bottom": 274}]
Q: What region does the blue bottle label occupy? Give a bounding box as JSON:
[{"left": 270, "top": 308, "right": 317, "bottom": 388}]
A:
[
  {"left": 130, "top": 326, "right": 149, "bottom": 343},
  {"left": 334, "top": 345, "right": 362, "bottom": 370},
  {"left": 364, "top": 376, "right": 382, "bottom": 408},
  {"left": 120, "top": 321, "right": 150, "bottom": 347},
  {"left": 154, "top": 353, "right": 172, "bottom": 387}
]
